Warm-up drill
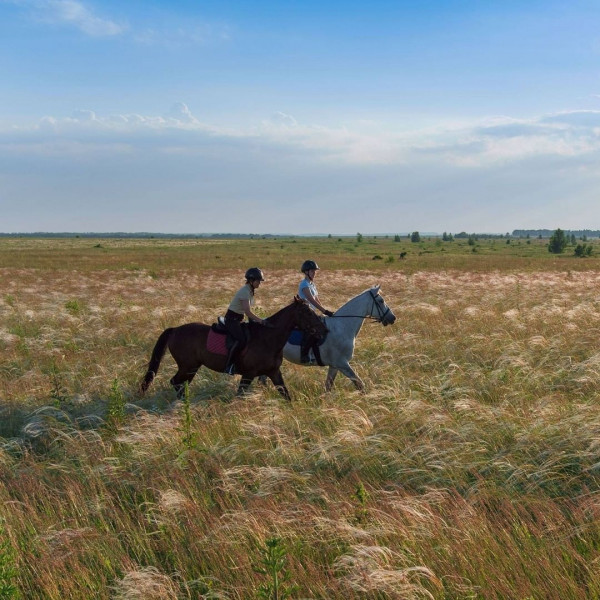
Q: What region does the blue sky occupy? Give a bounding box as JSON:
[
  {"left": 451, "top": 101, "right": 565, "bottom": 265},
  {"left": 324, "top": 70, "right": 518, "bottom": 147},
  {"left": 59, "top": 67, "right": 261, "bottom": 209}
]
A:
[{"left": 2, "top": 0, "right": 600, "bottom": 234}]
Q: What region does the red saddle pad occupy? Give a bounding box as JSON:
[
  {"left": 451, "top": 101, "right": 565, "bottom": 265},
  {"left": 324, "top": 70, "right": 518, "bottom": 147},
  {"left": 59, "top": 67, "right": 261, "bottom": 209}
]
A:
[{"left": 207, "top": 329, "right": 227, "bottom": 355}]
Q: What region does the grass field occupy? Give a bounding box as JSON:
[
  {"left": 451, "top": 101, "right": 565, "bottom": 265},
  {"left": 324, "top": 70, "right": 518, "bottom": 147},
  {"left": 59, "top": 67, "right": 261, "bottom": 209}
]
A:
[{"left": 2, "top": 235, "right": 600, "bottom": 598}]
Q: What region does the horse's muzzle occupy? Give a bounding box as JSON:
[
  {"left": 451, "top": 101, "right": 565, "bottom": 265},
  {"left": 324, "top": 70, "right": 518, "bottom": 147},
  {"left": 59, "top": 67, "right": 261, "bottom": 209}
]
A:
[{"left": 382, "top": 314, "right": 396, "bottom": 326}]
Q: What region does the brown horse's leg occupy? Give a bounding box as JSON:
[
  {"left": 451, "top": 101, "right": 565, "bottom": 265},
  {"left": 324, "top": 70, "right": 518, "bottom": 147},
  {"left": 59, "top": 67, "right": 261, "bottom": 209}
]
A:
[
  {"left": 236, "top": 376, "right": 254, "bottom": 397},
  {"left": 268, "top": 369, "right": 291, "bottom": 401},
  {"left": 170, "top": 367, "right": 199, "bottom": 398}
]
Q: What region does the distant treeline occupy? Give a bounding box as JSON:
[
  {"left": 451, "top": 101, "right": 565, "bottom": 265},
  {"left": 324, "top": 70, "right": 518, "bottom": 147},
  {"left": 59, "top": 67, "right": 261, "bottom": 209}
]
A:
[
  {"left": 453, "top": 232, "right": 510, "bottom": 239},
  {"left": 0, "top": 232, "right": 280, "bottom": 239},
  {"left": 512, "top": 229, "right": 600, "bottom": 239}
]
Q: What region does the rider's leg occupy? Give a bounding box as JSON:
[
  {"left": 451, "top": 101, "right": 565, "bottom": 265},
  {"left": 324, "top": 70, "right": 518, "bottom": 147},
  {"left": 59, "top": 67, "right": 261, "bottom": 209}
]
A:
[
  {"left": 300, "top": 334, "right": 316, "bottom": 364},
  {"left": 223, "top": 313, "right": 245, "bottom": 375},
  {"left": 224, "top": 340, "right": 240, "bottom": 375}
]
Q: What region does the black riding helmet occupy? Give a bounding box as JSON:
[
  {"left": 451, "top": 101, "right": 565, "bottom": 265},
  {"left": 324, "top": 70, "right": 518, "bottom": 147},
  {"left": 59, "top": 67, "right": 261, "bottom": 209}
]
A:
[
  {"left": 245, "top": 267, "right": 265, "bottom": 282},
  {"left": 301, "top": 260, "right": 319, "bottom": 273}
]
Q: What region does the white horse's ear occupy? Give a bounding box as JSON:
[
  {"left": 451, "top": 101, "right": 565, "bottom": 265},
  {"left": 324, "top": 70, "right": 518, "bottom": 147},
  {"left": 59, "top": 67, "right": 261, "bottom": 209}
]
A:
[{"left": 373, "top": 284, "right": 381, "bottom": 294}]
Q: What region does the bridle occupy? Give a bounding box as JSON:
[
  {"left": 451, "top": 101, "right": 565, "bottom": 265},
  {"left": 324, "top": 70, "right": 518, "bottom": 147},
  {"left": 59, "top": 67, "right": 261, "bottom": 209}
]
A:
[
  {"left": 369, "top": 290, "right": 393, "bottom": 323},
  {"left": 329, "top": 290, "right": 392, "bottom": 323}
]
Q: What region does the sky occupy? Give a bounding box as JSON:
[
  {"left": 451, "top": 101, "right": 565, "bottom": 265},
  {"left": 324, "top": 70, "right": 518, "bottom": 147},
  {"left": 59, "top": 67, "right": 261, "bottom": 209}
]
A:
[{"left": 2, "top": 0, "right": 600, "bottom": 234}]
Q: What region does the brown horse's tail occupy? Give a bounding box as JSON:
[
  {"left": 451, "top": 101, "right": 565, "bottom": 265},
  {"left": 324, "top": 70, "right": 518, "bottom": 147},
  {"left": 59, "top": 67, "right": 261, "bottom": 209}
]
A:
[{"left": 139, "top": 328, "right": 173, "bottom": 393}]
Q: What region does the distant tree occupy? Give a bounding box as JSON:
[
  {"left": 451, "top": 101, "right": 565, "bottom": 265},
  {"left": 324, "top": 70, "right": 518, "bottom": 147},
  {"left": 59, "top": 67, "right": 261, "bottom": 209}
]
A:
[
  {"left": 410, "top": 231, "right": 421, "bottom": 243},
  {"left": 467, "top": 236, "right": 475, "bottom": 246},
  {"left": 574, "top": 243, "right": 593, "bottom": 257},
  {"left": 356, "top": 232, "right": 363, "bottom": 243},
  {"left": 570, "top": 233, "right": 577, "bottom": 245},
  {"left": 548, "top": 228, "right": 567, "bottom": 254},
  {"left": 394, "top": 234, "right": 401, "bottom": 242}
]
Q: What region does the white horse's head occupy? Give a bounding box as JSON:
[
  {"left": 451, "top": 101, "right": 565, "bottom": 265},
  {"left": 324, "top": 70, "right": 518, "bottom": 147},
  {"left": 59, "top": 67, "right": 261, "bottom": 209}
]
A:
[{"left": 368, "top": 285, "right": 396, "bottom": 326}]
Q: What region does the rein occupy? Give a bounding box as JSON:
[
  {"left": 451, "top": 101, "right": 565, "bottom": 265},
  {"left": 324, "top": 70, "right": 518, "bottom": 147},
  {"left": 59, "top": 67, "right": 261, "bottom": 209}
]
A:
[{"left": 327, "top": 291, "right": 391, "bottom": 323}]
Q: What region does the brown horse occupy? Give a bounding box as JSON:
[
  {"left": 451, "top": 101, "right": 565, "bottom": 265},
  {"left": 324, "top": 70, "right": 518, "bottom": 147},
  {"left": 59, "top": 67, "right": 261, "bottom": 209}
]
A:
[{"left": 139, "top": 296, "right": 327, "bottom": 401}]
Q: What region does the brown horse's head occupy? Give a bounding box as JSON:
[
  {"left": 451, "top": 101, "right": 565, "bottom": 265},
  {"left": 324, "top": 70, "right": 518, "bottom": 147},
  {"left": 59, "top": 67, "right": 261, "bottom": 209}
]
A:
[{"left": 294, "top": 296, "right": 328, "bottom": 339}]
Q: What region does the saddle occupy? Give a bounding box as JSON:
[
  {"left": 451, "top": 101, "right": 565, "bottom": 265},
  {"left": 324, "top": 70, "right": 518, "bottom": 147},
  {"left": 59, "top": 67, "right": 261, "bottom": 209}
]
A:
[
  {"left": 207, "top": 317, "right": 250, "bottom": 356},
  {"left": 286, "top": 327, "right": 324, "bottom": 347},
  {"left": 288, "top": 327, "right": 327, "bottom": 366}
]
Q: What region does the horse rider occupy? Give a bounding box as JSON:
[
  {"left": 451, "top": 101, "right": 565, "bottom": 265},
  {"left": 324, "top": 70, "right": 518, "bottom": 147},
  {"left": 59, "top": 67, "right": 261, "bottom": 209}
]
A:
[
  {"left": 298, "top": 260, "right": 334, "bottom": 363},
  {"left": 223, "top": 267, "right": 267, "bottom": 375}
]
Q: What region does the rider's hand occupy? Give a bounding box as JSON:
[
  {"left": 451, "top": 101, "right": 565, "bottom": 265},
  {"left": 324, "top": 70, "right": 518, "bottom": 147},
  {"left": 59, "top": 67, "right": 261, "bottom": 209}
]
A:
[{"left": 323, "top": 310, "right": 334, "bottom": 317}]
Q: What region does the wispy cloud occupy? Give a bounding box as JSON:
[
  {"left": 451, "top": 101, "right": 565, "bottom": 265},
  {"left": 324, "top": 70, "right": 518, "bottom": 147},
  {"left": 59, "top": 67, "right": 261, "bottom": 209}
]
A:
[
  {"left": 132, "top": 22, "right": 231, "bottom": 47},
  {"left": 3, "top": 1, "right": 232, "bottom": 44},
  {"left": 5, "top": 106, "right": 600, "bottom": 170},
  {"left": 5, "top": 0, "right": 126, "bottom": 36}
]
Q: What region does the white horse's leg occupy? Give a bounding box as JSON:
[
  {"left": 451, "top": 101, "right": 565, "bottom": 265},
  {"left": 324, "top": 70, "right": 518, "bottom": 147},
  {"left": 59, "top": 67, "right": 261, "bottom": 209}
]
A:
[
  {"left": 325, "top": 366, "right": 338, "bottom": 391},
  {"left": 337, "top": 362, "right": 365, "bottom": 392}
]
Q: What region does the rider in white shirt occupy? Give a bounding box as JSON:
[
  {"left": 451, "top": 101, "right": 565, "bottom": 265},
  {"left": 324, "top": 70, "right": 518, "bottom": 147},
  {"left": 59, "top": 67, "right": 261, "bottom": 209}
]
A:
[{"left": 298, "top": 260, "right": 333, "bottom": 363}]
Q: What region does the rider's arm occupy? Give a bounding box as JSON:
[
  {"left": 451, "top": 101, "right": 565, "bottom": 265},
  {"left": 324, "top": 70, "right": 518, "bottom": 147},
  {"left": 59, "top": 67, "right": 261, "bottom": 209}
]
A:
[
  {"left": 240, "top": 299, "right": 265, "bottom": 324},
  {"left": 300, "top": 287, "right": 328, "bottom": 314}
]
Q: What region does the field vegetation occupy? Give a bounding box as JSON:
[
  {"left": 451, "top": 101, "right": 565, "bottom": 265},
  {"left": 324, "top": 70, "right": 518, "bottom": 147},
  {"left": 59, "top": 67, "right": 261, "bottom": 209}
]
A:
[{"left": 2, "top": 235, "right": 600, "bottom": 598}]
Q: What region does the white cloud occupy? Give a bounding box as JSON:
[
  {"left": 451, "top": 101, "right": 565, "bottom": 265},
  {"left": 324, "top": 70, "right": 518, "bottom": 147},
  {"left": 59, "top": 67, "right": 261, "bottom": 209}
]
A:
[
  {"left": 5, "top": 0, "right": 126, "bottom": 36},
  {"left": 167, "top": 102, "right": 199, "bottom": 125},
  {"left": 5, "top": 108, "right": 600, "bottom": 170},
  {"left": 265, "top": 112, "right": 298, "bottom": 128}
]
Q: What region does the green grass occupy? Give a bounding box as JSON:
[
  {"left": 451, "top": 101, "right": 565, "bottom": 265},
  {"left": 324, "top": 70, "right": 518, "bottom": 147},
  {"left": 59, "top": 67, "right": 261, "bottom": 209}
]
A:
[{"left": 1, "top": 235, "right": 598, "bottom": 273}]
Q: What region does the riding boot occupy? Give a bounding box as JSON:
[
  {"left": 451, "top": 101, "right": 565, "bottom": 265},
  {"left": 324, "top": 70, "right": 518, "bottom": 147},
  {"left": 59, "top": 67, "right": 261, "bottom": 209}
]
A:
[
  {"left": 300, "top": 336, "right": 315, "bottom": 364},
  {"left": 224, "top": 341, "right": 240, "bottom": 375}
]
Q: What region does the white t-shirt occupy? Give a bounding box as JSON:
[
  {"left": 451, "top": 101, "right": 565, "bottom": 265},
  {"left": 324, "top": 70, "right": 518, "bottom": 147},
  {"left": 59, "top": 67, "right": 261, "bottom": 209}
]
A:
[{"left": 298, "top": 278, "right": 318, "bottom": 311}]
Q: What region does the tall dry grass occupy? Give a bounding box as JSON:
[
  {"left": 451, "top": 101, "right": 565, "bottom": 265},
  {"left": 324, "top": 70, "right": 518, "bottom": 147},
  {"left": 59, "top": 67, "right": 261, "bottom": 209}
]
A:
[{"left": 2, "top": 240, "right": 600, "bottom": 597}]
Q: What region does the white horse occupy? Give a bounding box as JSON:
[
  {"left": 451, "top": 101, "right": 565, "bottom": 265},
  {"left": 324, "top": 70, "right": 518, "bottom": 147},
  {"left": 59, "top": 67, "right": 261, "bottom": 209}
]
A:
[{"left": 283, "top": 285, "right": 396, "bottom": 391}]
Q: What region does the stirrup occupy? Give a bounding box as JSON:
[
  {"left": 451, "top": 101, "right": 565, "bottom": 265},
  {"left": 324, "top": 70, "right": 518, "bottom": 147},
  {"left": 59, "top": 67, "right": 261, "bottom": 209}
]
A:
[
  {"left": 224, "top": 363, "right": 236, "bottom": 375},
  {"left": 300, "top": 354, "right": 315, "bottom": 365}
]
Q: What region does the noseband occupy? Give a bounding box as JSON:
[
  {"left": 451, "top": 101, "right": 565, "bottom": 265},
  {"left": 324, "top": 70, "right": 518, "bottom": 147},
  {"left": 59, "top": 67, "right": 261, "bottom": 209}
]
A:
[{"left": 369, "top": 290, "right": 392, "bottom": 323}]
